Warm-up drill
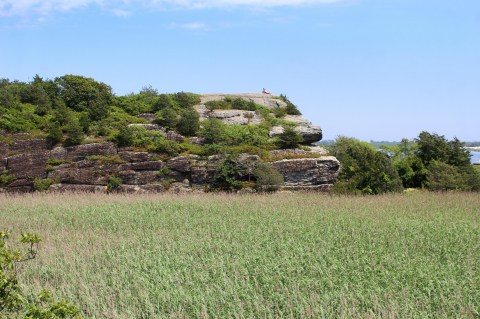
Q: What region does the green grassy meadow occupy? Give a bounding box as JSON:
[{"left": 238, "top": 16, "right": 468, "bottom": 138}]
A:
[{"left": 1, "top": 192, "right": 479, "bottom": 318}]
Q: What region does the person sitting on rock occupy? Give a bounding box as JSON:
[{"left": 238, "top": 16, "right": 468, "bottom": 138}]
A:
[{"left": 262, "top": 88, "right": 271, "bottom": 95}]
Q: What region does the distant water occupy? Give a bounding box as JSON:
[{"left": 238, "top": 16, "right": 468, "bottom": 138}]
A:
[{"left": 471, "top": 151, "right": 480, "bottom": 165}]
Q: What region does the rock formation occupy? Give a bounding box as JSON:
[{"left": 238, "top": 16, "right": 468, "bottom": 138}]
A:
[{"left": 0, "top": 94, "right": 339, "bottom": 194}]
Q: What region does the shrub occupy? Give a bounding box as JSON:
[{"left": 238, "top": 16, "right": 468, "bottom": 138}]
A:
[
  {"left": 254, "top": 162, "right": 284, "bottom": 192},
  {"left": 107, "top": 175, "right": 122, "bottom": 193},
  {"left": 64, "top": 118, "right": 84, "bottom": 146},
  {"left": 33, "top": 178, "right": 55, "bottom": 192},
  {"left": 0, "top": 171, "right": 15, "bottom": 187},
  {"left": 426, "top": 161, "right": 469, "bottom": 191},
  {"left": 149, "top": 139, "right": 181, "bottom": 157},
  {"left": 212, "top": 156, "right": 241, "bottom": 191},
  {"left": 205, "top": 100, "right": 231, "bottom": 111},
  {"left": 0, "top": 230, "right": 81, "bottom": 318},
  {"left": 329, "top": 136, "right": 403, "bottom": 195},
  {"left": 47, "top": 121, "right": 63, "bottom": 146},
  {"left": 153, "top": 94, "right": 174, "bottom": 112},
  {"left": 279, "top": 94, "right": 302, "bottom": 115},
  {"left": 173, "top": 92, "right": 200, "bottom": 109},
  {"left": 113, "top": 126, "right": 135, "bottom": 147},
  {"left": 273, "top": 107, "right": 287, "bottom": 118},
  {"left": 155, "top": 107, "right": 178, "bottom": 131},
  {"left": 200, "top": 118, "right": 227, "bottom": 144},
  {"left": 176, "top": 107, "right": 199, "bottom": 136},
  {"left": 276, "top": 127, "right": 303, "bottom": 149}
]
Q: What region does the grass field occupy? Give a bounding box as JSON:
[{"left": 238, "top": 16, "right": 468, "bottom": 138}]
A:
[{"left": 1, "top": 192, "right": 479, "bottom": 318}]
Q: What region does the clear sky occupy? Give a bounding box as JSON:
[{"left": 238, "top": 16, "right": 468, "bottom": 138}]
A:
[{"left": 1, "top": 0, "right": 479, "bottom": 141}]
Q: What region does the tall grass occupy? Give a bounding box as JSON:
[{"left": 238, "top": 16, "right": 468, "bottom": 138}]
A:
[{"left": 1, "top": 192, "right": 479, "bottom": 318}]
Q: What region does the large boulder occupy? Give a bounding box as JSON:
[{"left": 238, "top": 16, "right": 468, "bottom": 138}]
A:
[
  {"left": 118, "top": 150, "right": 151, "bottom": 163},
  {"left": 166, "top": 156, "right": 191, "bottom": 173},
  {"left": 269, "top": 125, "right": 322, "bottom": 144},
  {"left": 117, "top": 170, "right": 159, "bottom": 185}
]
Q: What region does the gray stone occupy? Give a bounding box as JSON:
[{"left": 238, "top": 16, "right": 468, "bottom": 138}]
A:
[
  {"left": 166, "top": 131, "right": 185, "bottom": 142},
  {"left": 272, "top": 156, "right": 339, "bottom": 186},
  {"left": 189, "top": 137, "right": 206, "bottom": 146},
  {"left": 10, "top": 138, "right": 49, "bottom": 153},
  {"left": 166, "top": 156, "right": 190, "bottom": 172},
  {"left": 7, "top": 151, "right": 50, "bottom": 179},
  {"left": 0, "top": 142, "right": 9, "bottom": 157},
  {"left": 48, "top": 160, "right": 119, "bottom": 185},
  {"left": 294, "top": 125, "right": 322, "bottom": 144},
  {"left": 117, "top": 170, "right": 159, "bottom": 185},
  {"left": 118, "top": 151, "right": 151, "bottom": 163}
]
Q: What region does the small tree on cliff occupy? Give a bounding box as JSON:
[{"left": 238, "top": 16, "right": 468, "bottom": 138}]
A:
[{"left": 277, "top": 127, "right": 303, "bottom": 149}]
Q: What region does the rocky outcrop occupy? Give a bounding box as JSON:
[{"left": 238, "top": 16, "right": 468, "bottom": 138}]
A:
[{"left": 0, "top": 93, "right": 338, "bottom": 194}]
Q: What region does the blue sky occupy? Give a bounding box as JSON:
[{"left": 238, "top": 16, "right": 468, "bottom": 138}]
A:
[{"left": 1, "top": 0, "right": 479, "bottom": 141}]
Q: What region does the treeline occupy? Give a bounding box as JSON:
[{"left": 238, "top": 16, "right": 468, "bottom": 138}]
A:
[{"left": 329, "top": 132, "right": 480, "bottom": 194}]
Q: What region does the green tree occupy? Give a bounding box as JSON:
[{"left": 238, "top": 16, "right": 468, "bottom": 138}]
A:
[
  {"left": 200, "top": 118, "right": 227, "bottom": 144},
  {"left": 55, "top": 75, "right": 113, "bottom": 121},
  {"left": 276, "top": 127, "right": 303, "bottom": 149},
  {"left": 113, "top": 126, "right": 135, "bottom": 147},
  {"left": 47, "top": 121, "right": 63, "bottom": 146},
  {"left": 155, "top": 107, "right": 178, "bottom": 131},
  {"left": 64, "top": 118, "right": 84, "bottom": 146},
  {"left": 153, "top": 94, "right": 174, "bottom": 112},
  {"left": 330, "top": 137, "right": 403, "bottom": 194},
  {"left": 176, "top": 107, "right": 199, "bottom": 136},
  {"left": 426, "top": 161, "right": 469, "bottom": 191}
]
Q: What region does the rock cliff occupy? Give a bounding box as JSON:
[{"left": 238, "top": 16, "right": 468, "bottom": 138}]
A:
[{"left": 0, "top": 94, "right": 339, "bottom": 193}]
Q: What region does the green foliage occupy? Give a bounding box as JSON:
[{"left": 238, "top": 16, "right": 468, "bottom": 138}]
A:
[
  {"left": 330, "top": 136, "right": 403, "bottom": 194},
  {"left": 254, "top": 162, "right": 284, "bottom": 192},
  {"left": 212, "top": 156, "right": 241, "bottom": 191},
  {"left": 148, "top": 139, "right": 182, "bottom": 157},
  {"left": 0, "top": 171, "right": 15, "bottom": 187},
  {"left": 107, "top": 175, "right": 122, "bottom": 193},
  {"left": 64, "top": 118, "right": 84, "bottom": 146},
  {"left": 273, "top": 107, "right": 287, "bottom": 118},
  {"left": 276, "top": 127, "right": 304, "bottom": 149},
  {"left": 176, "top": 108, "right": 199, "bottom": 136},
  {"left": 33, "top": 178, "right": 55, "bottom": 192},
  {"left": 152, "top": 94, "right": 174, "bottom": 112},
  {"left": 155, "top": 107, "right": 178, "bottom": 131},
  {"left": 47, "top": 121, "right": 63, "bottom": 146},
  {"left": 55, "top": 75, "right": 112, "bottom": 121},
  {"left": 113, "top": 126, "right": 135, "bottom": 147},
  {"left": 200, "top": 119, "right": 227, "bottom": 144},
  {"left": 205, "top": 100, "right": 231, "bottom": 111},
  {"left": 173, "top": 92, "right": 200, "bottom": 109},
  {"left": 279, "top": 94, "right": 302, "bottom": 115},
  {"left": 0, "top": 230, "right": 81, "bottom": 318},
  {"left": 425, "top": 161, "right": 469, "bottom": 191}
]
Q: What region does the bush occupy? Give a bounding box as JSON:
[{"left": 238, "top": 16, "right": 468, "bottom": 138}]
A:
[
  {"left": 212, "top": 156, "right": 241, "bottom": 191},
  {"left": 254, "top": 162, "right": 284, "bottom": 192},
  {"left": 0, "top": 171, "right": 15, "bottom": 187},
  {"left": 426, "top": 161, "right": 469, "bottom": 191},
  {"left": 200, "top": 118, "right": 227, "bottom": 144},
  {"left": 113, "top": 126, "right": 135, "bottom": 147},
  {"left": 176, "top": 107, "right": 199, "bottom": 136},
  {"left": 276, "top": 127, "right": 303, "bottom": 149},
  {"left": 107, "top": 175, "right": 122, "bottom": 193},
  {"left": 205, "top": 100, "right": 231, "bottom": 111},
  {"left": 33, "top": 178, "right": 55, "bottom": 192},
  {"left": 153, "top": 94, "right": 174, "bottom": 112},
  {"left": 155, "top": 107, "right": 178, "bottom": 131},
  {"left": 329, "top": 136, "right": 403, "bottom": 195},
  {"left": 47, "top": 121, "right": 63, "bottom": 146},
  {"left": 64, "top": 118, "right": 84, "bottom": 146},
  {"left": 273, "top": 107, "right": 286, "bottom": 118},
  {"left": 0, "top": 230, "right": 81, "bottom": 318},
  {"left": 279, "top": 94, "right": 302, "bottom": 115}
]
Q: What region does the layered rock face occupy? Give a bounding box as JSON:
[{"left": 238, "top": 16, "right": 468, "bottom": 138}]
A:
[
  {"left": 0, "top": 93, "right": 339, "bottom": 193},
  {"left": 0, "top": 140, "right": 339, "bottom": 193}
]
